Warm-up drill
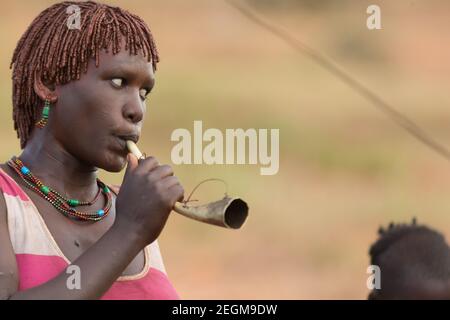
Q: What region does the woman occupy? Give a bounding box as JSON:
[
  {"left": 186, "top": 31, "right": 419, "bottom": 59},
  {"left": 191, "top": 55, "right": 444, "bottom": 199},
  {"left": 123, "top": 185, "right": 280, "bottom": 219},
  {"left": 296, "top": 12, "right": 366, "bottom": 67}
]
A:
[{"left": 0, "top": 1, "right": 184, "bottom": 299}]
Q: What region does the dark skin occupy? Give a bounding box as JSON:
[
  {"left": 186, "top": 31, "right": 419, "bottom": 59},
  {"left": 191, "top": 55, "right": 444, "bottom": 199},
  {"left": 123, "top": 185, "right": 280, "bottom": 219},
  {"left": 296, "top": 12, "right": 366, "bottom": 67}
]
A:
[
  {"left": 369, "top": 281, "right": 450, "bottom": 300},
  {"left": 0, "top": 39, "right": 184, "bottom": 299}
]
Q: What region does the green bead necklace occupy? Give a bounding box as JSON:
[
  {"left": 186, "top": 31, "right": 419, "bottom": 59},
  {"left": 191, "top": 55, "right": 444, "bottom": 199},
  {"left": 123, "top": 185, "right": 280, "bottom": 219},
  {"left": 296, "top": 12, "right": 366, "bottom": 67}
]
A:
[{"left": 7, "top": 156, "right": 112, "bottom": 221}]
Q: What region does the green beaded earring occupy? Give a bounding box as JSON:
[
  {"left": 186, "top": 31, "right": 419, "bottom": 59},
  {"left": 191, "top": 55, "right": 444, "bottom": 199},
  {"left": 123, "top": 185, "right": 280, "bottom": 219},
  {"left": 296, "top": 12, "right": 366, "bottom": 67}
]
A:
[{"left": 36, "top": 98, "right": 51, "bottom": 128}]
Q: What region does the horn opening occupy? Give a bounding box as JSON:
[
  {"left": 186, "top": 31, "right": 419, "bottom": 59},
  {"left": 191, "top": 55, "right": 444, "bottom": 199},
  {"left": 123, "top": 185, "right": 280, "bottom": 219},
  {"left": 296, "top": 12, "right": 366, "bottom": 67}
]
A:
[{"left": 224, "top": 198, "right": 249, "bottom": 229}]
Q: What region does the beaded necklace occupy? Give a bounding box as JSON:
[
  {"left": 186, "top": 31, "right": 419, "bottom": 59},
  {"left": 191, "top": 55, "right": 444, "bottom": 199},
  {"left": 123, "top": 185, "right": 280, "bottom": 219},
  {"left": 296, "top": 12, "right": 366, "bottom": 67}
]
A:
[{"left": 7, "top": 156, "right": 112, "bottom": 221}]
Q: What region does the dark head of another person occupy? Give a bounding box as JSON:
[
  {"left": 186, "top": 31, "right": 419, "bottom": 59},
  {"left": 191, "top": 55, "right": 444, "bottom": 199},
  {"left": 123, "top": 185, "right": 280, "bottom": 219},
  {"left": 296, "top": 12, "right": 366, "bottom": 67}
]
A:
[{"left": 368, "top": 218, "right": 450, "bottom": 300}]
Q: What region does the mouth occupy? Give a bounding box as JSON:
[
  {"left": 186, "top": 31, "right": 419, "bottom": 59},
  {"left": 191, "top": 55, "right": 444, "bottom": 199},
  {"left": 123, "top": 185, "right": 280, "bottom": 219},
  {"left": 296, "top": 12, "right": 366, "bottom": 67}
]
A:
[
  {"left": 114, "top": 134, "right": 140, "bottom": 152},
  {"left": 117, "top": 134, "right": 139, "bottom": 144}
]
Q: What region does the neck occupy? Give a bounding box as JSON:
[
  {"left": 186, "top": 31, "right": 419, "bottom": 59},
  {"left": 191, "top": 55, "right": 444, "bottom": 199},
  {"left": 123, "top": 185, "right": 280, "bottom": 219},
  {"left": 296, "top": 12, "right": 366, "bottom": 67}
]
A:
[{"left": 17, "top": 127, "right": 99, "bottom": 201}]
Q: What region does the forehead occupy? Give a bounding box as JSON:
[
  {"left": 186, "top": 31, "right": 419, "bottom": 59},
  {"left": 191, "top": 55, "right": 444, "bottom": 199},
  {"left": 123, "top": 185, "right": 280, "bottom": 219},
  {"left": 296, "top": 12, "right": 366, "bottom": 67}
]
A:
[{"left": 90, "top": 38, "right": 155, "bottom": 81}]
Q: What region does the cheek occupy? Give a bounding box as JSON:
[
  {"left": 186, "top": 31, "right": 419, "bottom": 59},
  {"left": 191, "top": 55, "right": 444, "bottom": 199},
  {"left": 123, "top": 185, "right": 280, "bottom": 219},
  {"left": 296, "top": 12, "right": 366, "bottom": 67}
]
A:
[
  {"left": 52, "top": 82, "right": 123, "bottom": 160},
  {"left": 55, "top": 81, "right": 122, "bottom": 133},
  {"left": 53, "top": 82, "right": 128, "bottom": 171}
]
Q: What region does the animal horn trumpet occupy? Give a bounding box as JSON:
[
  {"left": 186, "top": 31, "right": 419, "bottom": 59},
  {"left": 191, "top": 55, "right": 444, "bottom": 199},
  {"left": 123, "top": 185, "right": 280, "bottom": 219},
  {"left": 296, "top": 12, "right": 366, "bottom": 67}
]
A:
[{"left": 126, "top": 141, "right": 249, "bottom": 229}]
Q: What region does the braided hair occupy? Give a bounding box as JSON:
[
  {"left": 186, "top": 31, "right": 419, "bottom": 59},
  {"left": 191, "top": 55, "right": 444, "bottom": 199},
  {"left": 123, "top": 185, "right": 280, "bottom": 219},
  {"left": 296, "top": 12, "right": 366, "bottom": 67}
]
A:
[{"left": 10, "top": 1, "right": 159, "bottom": 148}]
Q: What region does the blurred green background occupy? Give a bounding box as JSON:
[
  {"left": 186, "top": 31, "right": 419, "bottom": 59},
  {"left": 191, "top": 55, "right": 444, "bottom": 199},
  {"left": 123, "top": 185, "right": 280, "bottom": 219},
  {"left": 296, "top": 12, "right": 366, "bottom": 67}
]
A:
[{"left": 2, "top": 0, "right": 450, "bottom": 299}]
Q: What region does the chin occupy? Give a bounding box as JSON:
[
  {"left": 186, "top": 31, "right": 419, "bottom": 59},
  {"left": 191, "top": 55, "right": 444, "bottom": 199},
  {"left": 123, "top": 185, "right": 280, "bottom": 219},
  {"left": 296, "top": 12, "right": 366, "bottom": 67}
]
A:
[{"left": 100, "top": 152, "right": 127, "bottom": 172}]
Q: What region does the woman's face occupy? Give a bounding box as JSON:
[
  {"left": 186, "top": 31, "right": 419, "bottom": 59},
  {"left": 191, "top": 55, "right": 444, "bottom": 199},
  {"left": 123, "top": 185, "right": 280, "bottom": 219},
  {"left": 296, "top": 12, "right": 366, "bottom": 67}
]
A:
[{"left": 51, "top": 41, "right": 155, "bottom": 172}]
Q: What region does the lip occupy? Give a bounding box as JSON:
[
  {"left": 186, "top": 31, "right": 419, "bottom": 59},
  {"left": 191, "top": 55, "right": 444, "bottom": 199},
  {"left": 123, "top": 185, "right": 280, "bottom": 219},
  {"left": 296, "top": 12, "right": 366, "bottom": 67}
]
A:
[
  {"left": 116, "top": 134, "right": 139, "bottom": 144},
  {"left": 114, "top": 134, "right": 140, "bottom": 152}
]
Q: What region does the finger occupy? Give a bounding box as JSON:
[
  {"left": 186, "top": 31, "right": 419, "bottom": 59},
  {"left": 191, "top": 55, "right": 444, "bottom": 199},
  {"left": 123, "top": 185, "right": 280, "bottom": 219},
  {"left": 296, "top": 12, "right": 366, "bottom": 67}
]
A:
[
  {"left": 162, "top": 176, "right": 180, "bottom": 189},
  {"left": 169, "top": 184, "right": 185, "bottom": 203},
  {"left": 135, "top": 156, "right": 160, "bottom": 173},
  {"left": 152, "top": 165, "right": 174, "bottom": 179},
  {"left": 125, "top": 153, "right": 139, "bottom": 176}
]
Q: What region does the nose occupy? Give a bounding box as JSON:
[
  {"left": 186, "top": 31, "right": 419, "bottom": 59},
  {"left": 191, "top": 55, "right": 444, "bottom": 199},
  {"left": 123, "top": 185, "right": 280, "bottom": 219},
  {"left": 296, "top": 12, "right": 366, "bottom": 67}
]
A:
[{"left": 122, "top": 93, "right": 144, "bottom": 124}]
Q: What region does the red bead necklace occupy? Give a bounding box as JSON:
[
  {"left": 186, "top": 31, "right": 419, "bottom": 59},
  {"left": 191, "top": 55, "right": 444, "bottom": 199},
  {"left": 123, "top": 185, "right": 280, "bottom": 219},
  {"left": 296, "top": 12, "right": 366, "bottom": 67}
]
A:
[{"left": 7, "top": 156, "right": 112, "bottom": 221}]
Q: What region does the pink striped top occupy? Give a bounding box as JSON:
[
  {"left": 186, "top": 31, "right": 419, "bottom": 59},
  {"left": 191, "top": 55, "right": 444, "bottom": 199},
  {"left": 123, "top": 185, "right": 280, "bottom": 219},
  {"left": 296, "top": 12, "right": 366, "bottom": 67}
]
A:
[{"left": 0, "top": 167, "right": 180, "bottom": 300}]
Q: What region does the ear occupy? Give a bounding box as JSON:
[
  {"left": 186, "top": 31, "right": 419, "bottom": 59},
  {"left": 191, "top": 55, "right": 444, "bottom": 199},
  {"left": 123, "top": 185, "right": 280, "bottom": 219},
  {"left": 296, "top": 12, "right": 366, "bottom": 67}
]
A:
[{"left": 33, "top": 71, "right": 58, "bottom": 103}]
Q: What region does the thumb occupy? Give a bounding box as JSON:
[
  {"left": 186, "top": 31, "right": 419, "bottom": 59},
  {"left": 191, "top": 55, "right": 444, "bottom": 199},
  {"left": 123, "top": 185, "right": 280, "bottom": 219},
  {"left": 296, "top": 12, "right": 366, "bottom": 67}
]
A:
[{"left": 125, "top": 153, "right": 139, "bottom": 176}]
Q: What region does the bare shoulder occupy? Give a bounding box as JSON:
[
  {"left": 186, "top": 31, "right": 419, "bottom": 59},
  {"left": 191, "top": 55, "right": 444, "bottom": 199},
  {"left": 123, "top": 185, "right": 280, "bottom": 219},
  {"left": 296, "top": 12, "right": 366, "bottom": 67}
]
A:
[{"left": 0, "top": 169, "right": 19, "bottom": 299}]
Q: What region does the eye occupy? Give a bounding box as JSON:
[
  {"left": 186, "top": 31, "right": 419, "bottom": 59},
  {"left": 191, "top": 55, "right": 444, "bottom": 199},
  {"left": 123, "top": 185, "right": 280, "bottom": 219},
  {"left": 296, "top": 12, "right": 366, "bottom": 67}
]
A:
[
  {"left": 139, "top": 88, "right": 150, "bottom": 101},
  {"left": 111, "top": 78, "right": 125, "bottom": 88}
]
